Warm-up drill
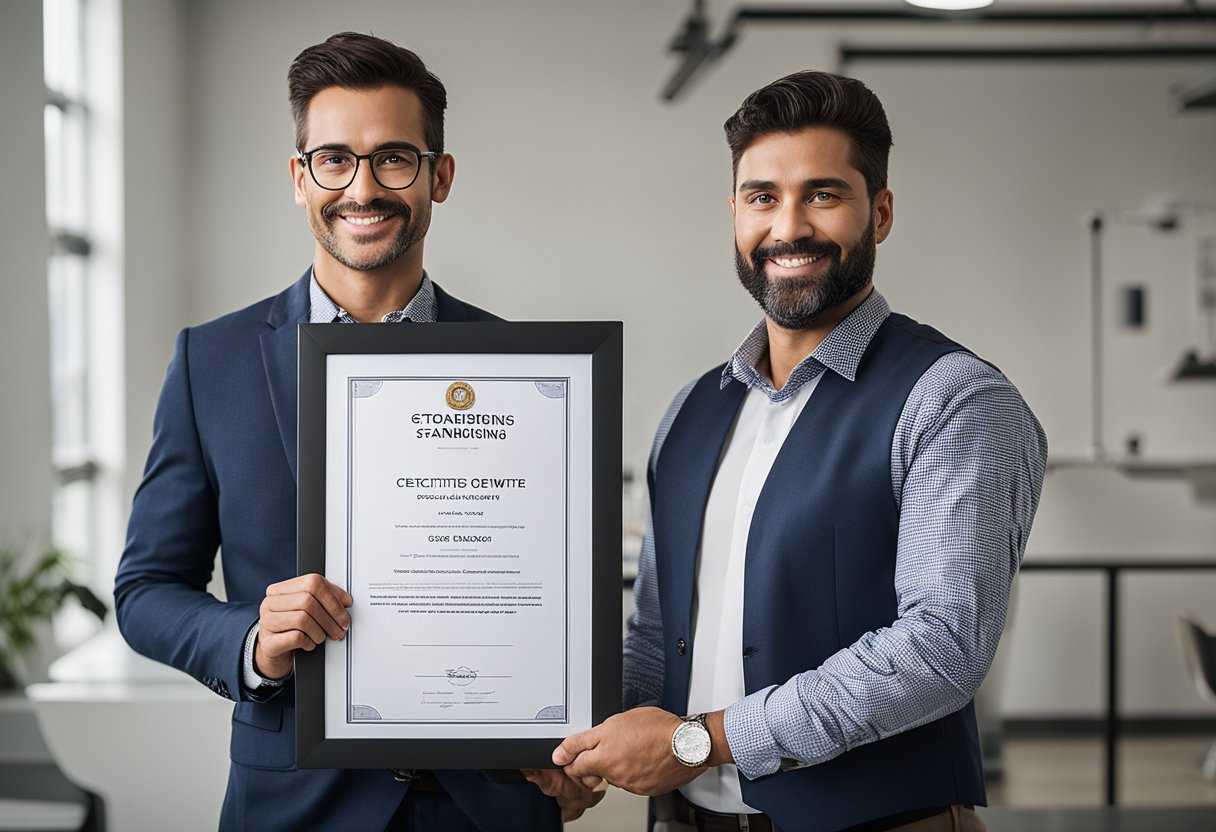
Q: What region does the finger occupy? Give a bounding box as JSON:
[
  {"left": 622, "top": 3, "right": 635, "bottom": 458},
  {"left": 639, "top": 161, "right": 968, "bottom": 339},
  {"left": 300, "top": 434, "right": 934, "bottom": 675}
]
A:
[
  {"left": 327, "top": 578, "right": 354, "bottom": 607},
  {"left": 265, "top": 574, "right": 323, "bottom": 595},
  {"left": 257, "top": 628, "right": 319, "bottom": 665},
  {"left": 263, "top": 592, "right": 347, "bottom": 640},
  {"left": 267, "top": 574, "right": 353, "bottom": 629},
  {"left": 260, "top": 607, "right": 330, "bottom": 645},
  {"left": 262, "top": 591, "right": 342, "bottom": 642},
  {"left": 588, "top": 776, "right": 607, "bottom": 792},
  {"left": 521, "top": 770, "right": 562, "bottom": 798},
  {"left": 552, "top": 728, "right": 598, "bottom": 766},
  {"left": 260, "top": 626, "right": 319, "bottom": 650},
  {"left": 562, "top": 749, "right": 605, "bottom": 780},
  {"left": 300, "top": 574, "right": 353, "bottom": 630}
]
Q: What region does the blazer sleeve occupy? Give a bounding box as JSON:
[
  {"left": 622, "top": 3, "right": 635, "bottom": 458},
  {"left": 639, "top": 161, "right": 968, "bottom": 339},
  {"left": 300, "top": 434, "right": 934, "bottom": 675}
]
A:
[{"left": 114, "top": 328, "right": 263, "bottom": 702}]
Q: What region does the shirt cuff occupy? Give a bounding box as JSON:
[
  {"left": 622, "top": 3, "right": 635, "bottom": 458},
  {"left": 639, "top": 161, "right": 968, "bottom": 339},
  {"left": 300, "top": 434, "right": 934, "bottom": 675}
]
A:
[
  {"left": 242, "top": 620, "right": 288, "bottom": 691},
  {"left": 724, "top": 685, "right": 783, "bottom": 779}
]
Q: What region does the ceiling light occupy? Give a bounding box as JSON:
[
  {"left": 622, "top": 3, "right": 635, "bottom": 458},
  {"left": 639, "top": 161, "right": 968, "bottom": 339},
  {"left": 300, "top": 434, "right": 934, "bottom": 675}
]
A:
[{"left": 906, "top": 0, "right": 995, "bottom": 10}]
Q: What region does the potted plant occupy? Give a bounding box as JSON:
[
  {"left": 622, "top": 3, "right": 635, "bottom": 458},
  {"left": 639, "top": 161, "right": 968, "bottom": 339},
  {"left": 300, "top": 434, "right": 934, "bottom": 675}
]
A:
[{"left": 0, "top": 548, "right": 107, "bottom": 689}]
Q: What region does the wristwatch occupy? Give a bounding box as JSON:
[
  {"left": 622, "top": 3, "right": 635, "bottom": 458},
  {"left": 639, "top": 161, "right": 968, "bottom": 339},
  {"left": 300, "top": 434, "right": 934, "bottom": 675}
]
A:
[{"left": 672, "top": 713, "right": 712, "bottom": 767}]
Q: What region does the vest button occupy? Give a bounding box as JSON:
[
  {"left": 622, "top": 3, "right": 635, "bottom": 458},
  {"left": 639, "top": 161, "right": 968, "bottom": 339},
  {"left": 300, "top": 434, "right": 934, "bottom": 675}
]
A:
[
  {"left": 676, "top": 638, "right": 687, "bottom": 656},
  {"left": 743, "top": 646, "right": 757, "bottom": 658}
]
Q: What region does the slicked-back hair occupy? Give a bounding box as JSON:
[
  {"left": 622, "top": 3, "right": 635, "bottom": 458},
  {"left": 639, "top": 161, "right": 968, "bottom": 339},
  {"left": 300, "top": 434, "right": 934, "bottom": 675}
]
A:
[
  {"left": 288, "top": 32, "right": 447, "bottom": 153},
  {"left": 724, "top": 71, "right": 892, "bottom": 198}
]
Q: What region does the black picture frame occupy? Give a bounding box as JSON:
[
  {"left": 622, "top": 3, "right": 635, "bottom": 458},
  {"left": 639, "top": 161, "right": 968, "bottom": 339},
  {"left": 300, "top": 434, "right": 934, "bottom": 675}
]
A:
[{"left": 295, "top": 321, "right": 622, "bottom": 770}]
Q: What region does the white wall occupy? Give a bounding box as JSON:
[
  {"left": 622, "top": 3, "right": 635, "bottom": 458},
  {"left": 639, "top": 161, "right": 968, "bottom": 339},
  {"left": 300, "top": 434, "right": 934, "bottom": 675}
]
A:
[
  {"left": 0, "top": 0, "right": 53, "bottom": 547},
  {"left": 0, "top": 0, "right": 54, "bottom": 767},
  {"left": 117, "top": 0, "right": 1216, "bottom": 717},
  {"left": 116, "top": 0, "right": 189, "bottom": 585}
]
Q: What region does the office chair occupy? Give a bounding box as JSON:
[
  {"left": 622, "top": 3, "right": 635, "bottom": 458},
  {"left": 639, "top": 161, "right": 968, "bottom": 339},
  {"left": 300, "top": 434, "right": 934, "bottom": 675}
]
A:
[{"left": 1176, "top": 612, "right": 1216, "bottom": 782}]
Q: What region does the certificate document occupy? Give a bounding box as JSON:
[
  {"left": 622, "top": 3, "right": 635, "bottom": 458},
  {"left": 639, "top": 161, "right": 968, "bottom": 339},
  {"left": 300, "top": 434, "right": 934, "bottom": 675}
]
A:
[
  {"left": 297, "top": 322, "right": 620, "bottom": 768},
  {"left": 345, "top": 375, "right": 569, "bottom": 725}
]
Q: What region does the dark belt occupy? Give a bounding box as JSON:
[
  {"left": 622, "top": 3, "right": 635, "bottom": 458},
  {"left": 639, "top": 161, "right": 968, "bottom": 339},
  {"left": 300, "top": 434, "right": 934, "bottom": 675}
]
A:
[
  {"left": 671, "top": 791, "right": 774, "bottom": 832},
  {"left": 841, "top": 804, "right": 969, "bottom": 831},
  {"left": 390, "top": 769, "right": 446, "bottom": 794},
  {"left": 672, "top": 790, "right": 968, "bottom": 832}
]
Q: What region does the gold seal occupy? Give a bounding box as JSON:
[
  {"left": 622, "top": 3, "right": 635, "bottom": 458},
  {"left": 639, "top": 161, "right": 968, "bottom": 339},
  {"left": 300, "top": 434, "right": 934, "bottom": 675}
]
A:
[{"left": 445, "top": 381, "right": 476, "bottom": 411}]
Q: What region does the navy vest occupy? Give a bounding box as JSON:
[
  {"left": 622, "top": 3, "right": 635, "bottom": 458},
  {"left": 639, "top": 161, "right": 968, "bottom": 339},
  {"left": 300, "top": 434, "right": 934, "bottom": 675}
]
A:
[{"left": 651, "top": 314, "right": 986, "bottom": 831}]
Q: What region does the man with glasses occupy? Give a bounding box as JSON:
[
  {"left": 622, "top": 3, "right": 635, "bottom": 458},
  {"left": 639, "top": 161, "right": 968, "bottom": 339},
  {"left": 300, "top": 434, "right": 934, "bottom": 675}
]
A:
[{"left": 114, "top": 31, "right": 598, "bottom": 831}]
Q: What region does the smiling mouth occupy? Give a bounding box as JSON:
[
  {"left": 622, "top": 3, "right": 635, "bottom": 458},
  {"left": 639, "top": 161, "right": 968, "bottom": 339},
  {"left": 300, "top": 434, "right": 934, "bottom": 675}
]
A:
[
  {"left": 342, "top": 214, "right": 394, "bottom": 226},
  {"left": 769, "top": 254, "right": 823, "bottom": 268}
]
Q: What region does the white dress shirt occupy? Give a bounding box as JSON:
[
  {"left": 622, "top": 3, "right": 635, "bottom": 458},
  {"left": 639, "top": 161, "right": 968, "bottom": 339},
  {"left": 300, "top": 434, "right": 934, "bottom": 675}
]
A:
[{"left": 680, "top": 374, "right": 821, "bottom": 813}]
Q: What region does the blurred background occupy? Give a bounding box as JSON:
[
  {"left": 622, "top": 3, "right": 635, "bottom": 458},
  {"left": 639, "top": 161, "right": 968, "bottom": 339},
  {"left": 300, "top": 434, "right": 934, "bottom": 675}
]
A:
[{"left": 1, "top": 0, "right": 1215, "bottom": 829}]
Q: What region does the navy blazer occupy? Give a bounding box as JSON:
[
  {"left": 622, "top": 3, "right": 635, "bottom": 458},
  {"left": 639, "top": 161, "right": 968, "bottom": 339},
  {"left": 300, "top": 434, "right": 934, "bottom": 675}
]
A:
[{"left": 115, "top": 271, "right": 559, "bottom": 832}]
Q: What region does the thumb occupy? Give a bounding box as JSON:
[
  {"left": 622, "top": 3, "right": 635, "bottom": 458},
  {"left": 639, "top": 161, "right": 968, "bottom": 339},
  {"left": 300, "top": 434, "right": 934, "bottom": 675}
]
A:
[{"left": 552, "top": 727, "right": 598, "bottom": 766}]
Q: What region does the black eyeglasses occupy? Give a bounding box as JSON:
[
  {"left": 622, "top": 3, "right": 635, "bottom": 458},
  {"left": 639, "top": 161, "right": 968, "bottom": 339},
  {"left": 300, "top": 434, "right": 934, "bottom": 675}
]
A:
[{"left": 297, "top": 146, "right": 439, "bottom": 191}]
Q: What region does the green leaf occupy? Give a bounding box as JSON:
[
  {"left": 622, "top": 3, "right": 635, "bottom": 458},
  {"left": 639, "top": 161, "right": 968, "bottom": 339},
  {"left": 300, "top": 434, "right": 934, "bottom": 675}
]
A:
[
  {"left": 64, "top": 582, "right": 108, "bottom": 621},
  {"left": 0, "top": 547, "right": 110, "bottom": 663}
]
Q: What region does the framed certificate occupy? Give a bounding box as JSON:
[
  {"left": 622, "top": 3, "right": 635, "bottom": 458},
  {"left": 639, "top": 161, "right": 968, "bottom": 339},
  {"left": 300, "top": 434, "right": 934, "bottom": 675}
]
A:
[{"left": 295, "top": 321, "right": 622, "bottom": 769}]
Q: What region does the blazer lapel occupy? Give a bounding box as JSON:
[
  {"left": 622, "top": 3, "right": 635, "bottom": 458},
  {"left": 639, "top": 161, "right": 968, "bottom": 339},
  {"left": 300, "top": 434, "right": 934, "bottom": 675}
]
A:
[
  {"left": 259, "top": 274, "right": 474, "bottom": 482},
  {"left": 433, "top": 281, "right": 477, "bottom": 322},
  {"left": 260, "top": 271, "right": 311, "bottom": 482}
]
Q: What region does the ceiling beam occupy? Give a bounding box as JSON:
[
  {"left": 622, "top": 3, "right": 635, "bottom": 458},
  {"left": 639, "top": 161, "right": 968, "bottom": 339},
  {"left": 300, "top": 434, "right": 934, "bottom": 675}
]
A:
[{"left": 662, "top": 3, "right": 1216, "bottom": 101}]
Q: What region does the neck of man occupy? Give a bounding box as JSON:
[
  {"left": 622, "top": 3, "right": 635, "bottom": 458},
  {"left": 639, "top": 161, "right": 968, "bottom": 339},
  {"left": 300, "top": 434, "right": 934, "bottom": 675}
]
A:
[
  {"left": 313, "top": 245, "right": 426, "bottom": 323},
  {"left": 762, "top": 283, "right": 873, "bottom": 391}
]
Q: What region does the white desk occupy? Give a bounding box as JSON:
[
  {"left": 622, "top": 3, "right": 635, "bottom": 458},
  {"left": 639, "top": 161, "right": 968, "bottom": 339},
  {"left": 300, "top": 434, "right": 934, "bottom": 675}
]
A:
[{"left": 26, "top": 631, "right": 231, "bottom": 832}]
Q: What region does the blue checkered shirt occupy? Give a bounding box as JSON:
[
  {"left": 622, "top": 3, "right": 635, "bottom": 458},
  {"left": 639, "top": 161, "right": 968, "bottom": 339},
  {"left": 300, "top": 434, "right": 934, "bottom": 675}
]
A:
[
  {"left": 623, "top": 289, "right": 1048, "bottom": 779},
  {"left": 308, "top": 271, "right": 438, "bottom": 324}
]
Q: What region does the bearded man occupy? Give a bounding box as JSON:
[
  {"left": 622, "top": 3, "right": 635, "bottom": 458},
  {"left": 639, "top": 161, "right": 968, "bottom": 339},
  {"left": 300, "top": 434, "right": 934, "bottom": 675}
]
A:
[{"left": 553, "top": 71, "right": 1047, "bottom": 832}]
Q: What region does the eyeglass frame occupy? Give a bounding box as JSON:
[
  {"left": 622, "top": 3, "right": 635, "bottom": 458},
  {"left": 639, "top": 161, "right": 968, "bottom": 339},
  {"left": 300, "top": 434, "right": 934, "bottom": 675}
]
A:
[{"left": 296, "top": 144, "right": 440, "bottom": 191}]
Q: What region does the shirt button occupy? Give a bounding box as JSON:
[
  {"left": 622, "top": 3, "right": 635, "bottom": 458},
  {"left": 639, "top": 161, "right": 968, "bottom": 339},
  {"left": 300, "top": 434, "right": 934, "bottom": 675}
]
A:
[
  {"left": 676, "top": 638, "right": 687, "bottom": 656},
  {"left": 741, "top": 504, "right": 752, "bottom": 515}
]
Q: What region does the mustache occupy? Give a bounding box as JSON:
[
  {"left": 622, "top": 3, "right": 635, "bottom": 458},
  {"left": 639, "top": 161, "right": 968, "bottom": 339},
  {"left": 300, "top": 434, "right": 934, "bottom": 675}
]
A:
[
  {"left": 751, "top": 238, "right": 840, "bottom": 263},
  {"left": 322, "top": 200, "right": 408, "bottom": 221}
]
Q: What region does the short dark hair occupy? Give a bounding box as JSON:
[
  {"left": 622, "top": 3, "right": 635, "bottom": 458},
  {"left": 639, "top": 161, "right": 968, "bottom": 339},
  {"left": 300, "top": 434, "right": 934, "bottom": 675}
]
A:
[
  {"left": 288, "top": 32, "right": 447, "bottom": 153},
  {"left": 724, "top": 71, "right": 892, "bottom": 198}
]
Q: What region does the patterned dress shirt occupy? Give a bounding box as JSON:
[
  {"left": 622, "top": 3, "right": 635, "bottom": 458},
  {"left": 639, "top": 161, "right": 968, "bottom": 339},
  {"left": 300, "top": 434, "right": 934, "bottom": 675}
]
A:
[
  {"left": 623, "top": 289, "right": 1048, "bottom": 780},
  {"left": 308, "top": 270, "right": 439, "bottom": 323}
]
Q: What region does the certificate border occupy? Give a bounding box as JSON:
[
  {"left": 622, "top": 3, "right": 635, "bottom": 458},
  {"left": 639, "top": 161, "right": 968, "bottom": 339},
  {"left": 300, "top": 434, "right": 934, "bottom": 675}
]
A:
[
  {"left": 345, "top": 375, "right": 570, "bottom": 725},
  {"left": 296, "top": 322, "right": 622, "bottom": 770}
]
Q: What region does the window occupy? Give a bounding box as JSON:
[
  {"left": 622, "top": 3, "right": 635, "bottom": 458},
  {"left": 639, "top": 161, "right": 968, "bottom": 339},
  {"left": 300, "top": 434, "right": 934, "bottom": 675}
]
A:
[{"left": 44, "top": 0, "right": 99, "bottom": 580}]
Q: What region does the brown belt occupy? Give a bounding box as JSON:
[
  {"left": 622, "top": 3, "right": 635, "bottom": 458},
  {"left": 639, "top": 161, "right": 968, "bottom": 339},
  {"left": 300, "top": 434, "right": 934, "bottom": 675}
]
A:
[
  {"left": 671, "top": 791, "right": 967, "bottom": 832},
  {"left": 390, "top": 769, "right": 446, "bottom": 793}
]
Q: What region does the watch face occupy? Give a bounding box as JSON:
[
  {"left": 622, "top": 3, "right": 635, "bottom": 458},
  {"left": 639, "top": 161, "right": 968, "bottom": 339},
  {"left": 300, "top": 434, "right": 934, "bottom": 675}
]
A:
[{"left": 673, "top": 720, "right": 711, "bottom": 766}]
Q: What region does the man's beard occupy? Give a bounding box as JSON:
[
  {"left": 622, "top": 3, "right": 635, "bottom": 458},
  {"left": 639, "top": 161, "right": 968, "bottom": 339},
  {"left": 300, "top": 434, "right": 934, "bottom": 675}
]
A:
[
  {"left": 735, "top": 219, "right": 876, "bottom": 330},
  {"left": 310, "top": 198, "right": 428, "bottom": 271}
]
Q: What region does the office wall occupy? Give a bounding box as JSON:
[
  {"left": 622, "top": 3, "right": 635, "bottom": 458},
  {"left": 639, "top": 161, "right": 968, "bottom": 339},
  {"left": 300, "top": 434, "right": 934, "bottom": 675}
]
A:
[
  {"left": 111, "top": 0, "right": 190, "bottom": 591},
  {"left": 0, "top": 1, "right": 53, "bottom": 547},
  {"left": 117, "top": 0, "right": 1216, "bottom": 716}
]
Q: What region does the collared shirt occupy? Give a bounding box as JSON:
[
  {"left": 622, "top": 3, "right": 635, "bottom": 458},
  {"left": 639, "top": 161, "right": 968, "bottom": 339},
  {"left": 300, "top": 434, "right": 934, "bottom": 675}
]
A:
[
  {"left": 624, "top": 289, "right": 1047, "bottom": 796},
  {"left": 720, "top": 288, "right": 884, "bottom": 401},
  {"left": 308, "top": 270, "right": 438, "bottom": 324},
  {"left": 241, "top": 269, "right": 437, "bottom": 691}
]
